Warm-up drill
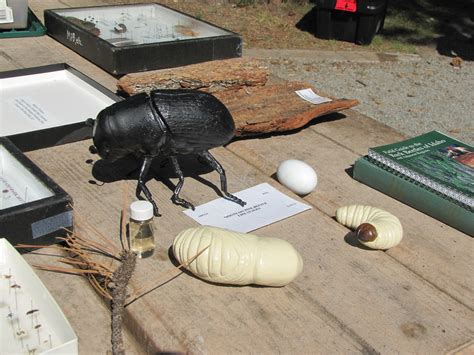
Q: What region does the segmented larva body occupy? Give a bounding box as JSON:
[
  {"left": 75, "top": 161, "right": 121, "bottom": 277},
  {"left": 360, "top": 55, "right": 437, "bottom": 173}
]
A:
[
  {"left": 335, "top": 205, "right": 403, "bottom": 249},
  {"left": 172, "top": 226, "right": 303, "bottom": 286}
]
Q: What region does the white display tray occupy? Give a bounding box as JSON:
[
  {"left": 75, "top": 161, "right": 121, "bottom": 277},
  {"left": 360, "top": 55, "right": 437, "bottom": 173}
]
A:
[
  {"left": 0, "top": 63, "right": 119, "bottom": 151},
  {"left": 0, "top": 238, "right": 78, "bottom": 354}
]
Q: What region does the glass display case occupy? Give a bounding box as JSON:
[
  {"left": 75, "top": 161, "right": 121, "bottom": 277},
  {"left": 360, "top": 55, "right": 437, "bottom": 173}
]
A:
[
  {"left": 44, "top": 4, "right": 242, "bottom": 75},
  {"left": 0, "top": 138, "right": 72, "bottom": 249}
]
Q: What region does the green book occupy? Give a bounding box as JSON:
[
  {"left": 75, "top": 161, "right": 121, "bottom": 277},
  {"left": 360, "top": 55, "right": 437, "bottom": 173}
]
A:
[{"left": 353, "top": 131, "right": 473, "bottom": 236}]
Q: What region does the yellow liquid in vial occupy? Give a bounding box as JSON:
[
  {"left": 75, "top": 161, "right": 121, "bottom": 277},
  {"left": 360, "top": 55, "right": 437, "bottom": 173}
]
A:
[{"left": 129, "top": 220, "right": 155, "bottom": 258}]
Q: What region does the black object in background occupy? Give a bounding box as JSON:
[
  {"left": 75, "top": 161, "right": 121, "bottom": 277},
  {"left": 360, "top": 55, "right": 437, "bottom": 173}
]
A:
[{"left": 313, "top": 0, "right": 388, "bottom": 45}]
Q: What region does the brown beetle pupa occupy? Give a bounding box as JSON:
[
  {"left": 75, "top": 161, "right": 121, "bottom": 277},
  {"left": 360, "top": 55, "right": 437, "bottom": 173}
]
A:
[
  {"left": 172, "top": 226, "right": 303, "bottom": 286},
  {"left": 335, "top": 205, "right": 403, "bottom": 249}
]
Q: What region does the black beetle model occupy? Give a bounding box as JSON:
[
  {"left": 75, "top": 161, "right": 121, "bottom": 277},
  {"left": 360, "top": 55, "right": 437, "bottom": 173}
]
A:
[{"left": 87, "top": 89, "right": 246, "bottom": 216}]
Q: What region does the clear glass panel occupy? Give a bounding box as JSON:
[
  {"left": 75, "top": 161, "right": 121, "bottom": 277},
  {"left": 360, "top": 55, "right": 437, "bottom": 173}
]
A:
[
  {"left": 54, "top": 4, "right": 233, "bottom": 47},
  {"left": 0, "top": 146, "right": 54, "bottom": 210}
]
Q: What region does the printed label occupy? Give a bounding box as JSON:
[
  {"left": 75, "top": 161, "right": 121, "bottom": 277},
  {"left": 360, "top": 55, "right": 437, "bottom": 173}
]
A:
[
  {"left": 9, "top": 97, "right": 51, "bottom": 128},
  {"left": 0, "top": 175, "right": 25, "bottom": 209},
  {"left": 66, "top": 30, "right": 84, "bottom": 46},
  {"left": 184, "top": 183, "right": 311, "bottom": 233}
]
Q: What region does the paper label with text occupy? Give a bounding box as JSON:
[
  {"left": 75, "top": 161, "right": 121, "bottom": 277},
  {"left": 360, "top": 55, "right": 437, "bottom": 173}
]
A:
[
  {"left": 0, "top": 175, "right": 25, "bottom": 210},
  {"left": 295, "top": 88, "right": 332, "bottom": 105},
  {"left": 183, "top": 183, "right": 311, "bottom": 233},
  {"left": 9, "top": 97, "right": 54, "bottom": 128}
]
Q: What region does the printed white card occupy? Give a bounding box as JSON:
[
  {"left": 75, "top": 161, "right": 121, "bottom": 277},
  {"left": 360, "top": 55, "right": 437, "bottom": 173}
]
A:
[
  {"left": 183, "top": 183, "right": 311, "bottom": 233},
  {"left": 7, "top": 96, "right": 55, "bottom": 129},
  {"left": 295, "top": 88, "right": 332, "bottom": 105}
]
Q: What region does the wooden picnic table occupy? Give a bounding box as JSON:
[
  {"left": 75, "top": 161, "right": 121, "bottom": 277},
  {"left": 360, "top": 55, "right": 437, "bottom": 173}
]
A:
[{"left": 1, "top": 1, "right": 473, "bottom": 353}]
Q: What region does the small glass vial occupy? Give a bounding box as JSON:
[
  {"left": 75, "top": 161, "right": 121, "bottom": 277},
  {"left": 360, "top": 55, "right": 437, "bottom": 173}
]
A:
[{"left": 129, "top": 201, "right": 155, "bottom": 258}]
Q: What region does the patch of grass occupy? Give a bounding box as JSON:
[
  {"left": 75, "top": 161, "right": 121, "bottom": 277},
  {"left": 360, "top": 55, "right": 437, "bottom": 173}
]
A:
[
  {"left": 377, "top": 0, "right": 473, "bottom": 57},
  {"left": 169, "top": 2, "right": 357, "bottom": 50},
  {"left": 106, "top": 0, "right": 473, "bottom": 57},
  {"left": 370, "top": 36, "right": 418, "bottom": 54},
  {"left": 172, "top": 2, "right": 420, "bottom": 52},
  {"left": 381, "top": 5, "right": 438, "bottom": 46}
]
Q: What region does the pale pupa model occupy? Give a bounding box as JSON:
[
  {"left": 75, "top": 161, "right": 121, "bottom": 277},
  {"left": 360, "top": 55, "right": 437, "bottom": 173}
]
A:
[
  {"left": 172, "top": 226, "right": 303, "bottom": 286},
  {"left": 335, "top": 205, "right": 403, "bottom": 249}
]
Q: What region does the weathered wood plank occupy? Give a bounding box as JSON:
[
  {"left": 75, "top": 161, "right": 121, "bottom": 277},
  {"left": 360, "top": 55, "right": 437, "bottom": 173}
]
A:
[
  {"left": 26, "top": 140, "right": 366, "bottom": 353},
  {"left": 117, "top": 57, "right": 269, "bottom": 95},
  {"left": 213, "top": 82, "right": 359, "bottom": 136},
  {"left": 23, "top": 250, "right": 146, "bottom": 354},
  {"left": 1, "top": 2, "right": 143, "bottom": 353},
  {"left": 227, "top": 121, "right": 474, "bottom": 310},
  {"left": 310, "top": 110, "right": 474, "bottom": 306},
  {"left": 26, "top": 141, "right": 474, "bottom": 353},
  {"left": 0, "top": 35, "right": 117, "bottom": 92},
  {"left": 143, "top": 147, "right": 474, "bottom": 353},
  {"left": 448, "top": 340, "right": 474, "bottom": 355},
  {"left": 0, "top": 49, "right": 19, "bottom": 71},
  {"left": 310, "top": 109, "right": 406, "bottom": 156}
]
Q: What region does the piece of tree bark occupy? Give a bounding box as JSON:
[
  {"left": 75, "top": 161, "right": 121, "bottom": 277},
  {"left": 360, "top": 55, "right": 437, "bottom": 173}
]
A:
[
  {"left": 214, "top": 82, "right": 359, "bottom": 136},
  {"left": 117, "top": 57, "right": 269, "bottom": 95}
]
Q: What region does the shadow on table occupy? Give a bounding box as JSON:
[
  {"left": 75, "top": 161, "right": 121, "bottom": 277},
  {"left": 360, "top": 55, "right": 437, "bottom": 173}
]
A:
[
  {"left": 90, "top": 154, "right": 213, "bottom": 183},
  {"left": 231, "top": 111, "right": 347, "bottom": 143},
  {"left": 89, "top": 154, "right": 233, "bottom": 211}
]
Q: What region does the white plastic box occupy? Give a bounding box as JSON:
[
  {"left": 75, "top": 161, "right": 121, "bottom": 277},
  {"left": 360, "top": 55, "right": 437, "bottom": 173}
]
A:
[
  {"left": 0, "top": 0, "right": 28, "bottom": 30},
  {"left": 0, "top": 238, "right": 78, "bottom": 354}
]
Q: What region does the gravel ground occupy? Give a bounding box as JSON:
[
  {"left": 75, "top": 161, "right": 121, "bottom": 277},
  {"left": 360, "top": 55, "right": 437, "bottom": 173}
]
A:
[{"left": 246, "top": 49, "right": 473, "bottom": 144}]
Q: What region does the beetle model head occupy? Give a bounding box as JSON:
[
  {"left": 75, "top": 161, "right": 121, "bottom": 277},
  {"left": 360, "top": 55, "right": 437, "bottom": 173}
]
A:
[
  {"left": 88, "top": 93, "right": 167, "bottom": 161},
  {"left": 87, "top": 89, "right": 246, "bottom": 216}
]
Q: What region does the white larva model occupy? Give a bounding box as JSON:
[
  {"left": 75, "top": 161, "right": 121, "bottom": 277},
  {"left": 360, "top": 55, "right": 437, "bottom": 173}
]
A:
[
  {"left": 335, "top": 205, "right": 403, "bottom": 250},
  {"left": 172, "top": 226, "right": 303, "bottom": 286}
]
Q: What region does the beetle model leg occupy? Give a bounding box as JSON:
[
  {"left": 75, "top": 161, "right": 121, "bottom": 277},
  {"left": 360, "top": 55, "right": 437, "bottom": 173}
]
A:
[
  {"left": 199, "top": 151, "right": 246, "bottom": 207},
  {"left": 169, "top": 156, "right": 195, "bottom": 210},
  {"left": 137, "top": 156, "right": 160, "bottom": 216}
]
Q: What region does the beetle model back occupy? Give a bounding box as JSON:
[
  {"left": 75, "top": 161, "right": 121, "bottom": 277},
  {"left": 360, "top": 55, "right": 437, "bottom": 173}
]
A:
[{"left": 88, "top": 89, "right": 245, "bottom": 215}]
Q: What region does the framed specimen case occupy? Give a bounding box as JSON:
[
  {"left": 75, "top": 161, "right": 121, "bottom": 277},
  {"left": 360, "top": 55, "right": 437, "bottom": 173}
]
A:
[
  {"left": 44, "top": 4, "right": 242, "bottom": 75},
  {"left": 0, "top": 63, "right": 119, "bottom": 151}
]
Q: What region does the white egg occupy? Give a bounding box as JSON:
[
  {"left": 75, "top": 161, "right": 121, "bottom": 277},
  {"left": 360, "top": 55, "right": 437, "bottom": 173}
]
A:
[{"left": 277, "top": 159, "right": 318, "bottom": 195}]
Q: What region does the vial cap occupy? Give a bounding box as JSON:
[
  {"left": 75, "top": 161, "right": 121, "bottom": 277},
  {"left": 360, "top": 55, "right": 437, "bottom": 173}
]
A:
[{"left": 130, "top": 201, "right": 153, "bottom": 221}]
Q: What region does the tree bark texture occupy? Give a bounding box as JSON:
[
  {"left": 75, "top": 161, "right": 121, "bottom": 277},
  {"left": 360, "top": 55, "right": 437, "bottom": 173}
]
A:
[
  {"left": 117, "top": 57, "right": 269, "bottom": 95},
  {"left": 214, "top": 82, "right": 359, "bottom": 136},
  {"left": 117, "top": 58, "right": 358, "bottom": 137},
  {"left": 111, "top": 251, "right": 136, "bottom": 355}
]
